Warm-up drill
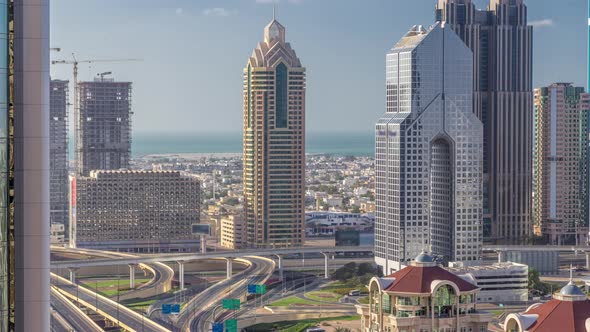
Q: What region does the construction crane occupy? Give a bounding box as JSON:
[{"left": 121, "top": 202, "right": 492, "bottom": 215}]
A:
[
  {"left": 51, "top": 53, "right": 142, "bottom": 173},
  {"left": 51, "top": 53, "right": 142, "bottom": 87},
  {"left": 97, "top": 71, "right": 113, "bottom": 80}
]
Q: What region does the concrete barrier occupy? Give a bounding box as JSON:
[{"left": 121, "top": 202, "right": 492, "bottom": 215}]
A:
[{"left": 238, "top": 312, "right": 355, "bottom": 330}]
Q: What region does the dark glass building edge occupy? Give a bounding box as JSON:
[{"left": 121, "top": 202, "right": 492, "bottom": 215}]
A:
[{"left": 0, "top": 0, "right": 12, "bottom": 330}]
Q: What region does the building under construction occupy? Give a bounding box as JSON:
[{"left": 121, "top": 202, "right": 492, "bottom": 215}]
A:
[
  {"left": 76, "top": 75, "right": 132, "bottom": 176},
  {"left": 49, "top": 80, "right": 70, "bottom": 232},
  {"left": 70, "top": 170, "right": 201, "bottom": 252}
]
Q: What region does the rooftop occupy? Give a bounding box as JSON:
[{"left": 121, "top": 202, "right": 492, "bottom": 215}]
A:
[{"left": 377, "top": 253, "right": 479, "bottom": 294}]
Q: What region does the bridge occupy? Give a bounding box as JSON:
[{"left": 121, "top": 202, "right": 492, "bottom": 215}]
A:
[
  {"left": 51, "top": 246, "right": 374, "bottom": 287},
  {"left": 54, "top": 244, "right": 590, "bottom": 289}
]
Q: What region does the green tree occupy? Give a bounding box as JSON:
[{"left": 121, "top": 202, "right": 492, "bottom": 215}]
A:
[
  {"left": 529, "top": 267, "right": 545, "bottom": 292},
  {"left": 316, "top": 185, "right": 339, "bottom": 195},
  {"left": 223, "top": 197, "right": 240, "bottom": 206},
  {"left": 357, "top": 262, "right": 376, "bottom": 276},
  {"left": 350, "top": 205, "right": 361, "bottom": 213},
  {"left": 332, "top": 262, "right": 357, "bottom": 281},
  {"left": 361, "top": 191, "right": 375, "bottom": 201}
]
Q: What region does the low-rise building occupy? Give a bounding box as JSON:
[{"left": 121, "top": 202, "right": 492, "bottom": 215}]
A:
[
  {"left": 50, "top": 223, "right": 65, "bottom": 245},
  {"left": 361, "top": 201, "right": 375, "bottom": 213},
  {"left": 357, "top": 252, "right": 492, "bottom": 332},
  {"left": 325, "top": 195, "right": 343, "bottom": 208},
  {"left": 448, "top": 262, "right": 529, "bottom": 303},
  {"left": 220, "top": 215, "right": 246, "bottom": 249},
  {"left": 503, "top": 281, "right": 590, "bottom": 332},
  {"left": 305, "top": 211, "right": 374, "bottom": 236},
  {"left": 70, "top": 170, "right": 201, "bottom": 252},
  {"left": 315, "top": 192, "right": 328, "bottom": 210}
]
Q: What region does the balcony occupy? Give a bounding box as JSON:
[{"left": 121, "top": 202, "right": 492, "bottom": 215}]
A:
[
  {"left": 388, "top": 315, "right": 425, "bottom": 327},
  {"left": 467, "top": 311, "right": 493, "bottom": 323}
]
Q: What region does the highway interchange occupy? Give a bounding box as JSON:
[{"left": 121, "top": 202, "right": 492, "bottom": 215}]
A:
[
  {"left": 51, "top": 245, "right": 590, "bottom": 331},
  {"left": 50, "top": 247, "right": 289, "bottom": 331}
]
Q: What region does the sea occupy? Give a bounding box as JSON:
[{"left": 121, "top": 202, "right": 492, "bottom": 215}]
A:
[{"left": 128, "top": 132, "right": 375, "bottom": 157}]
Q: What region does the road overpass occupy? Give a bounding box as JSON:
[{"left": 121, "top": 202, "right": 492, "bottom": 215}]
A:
[
  {"left": 52, "top": 246, "right": 175, "bottom": 296},
  {"left": 50, "top": 286, "right": 103, "bottom": 332},
  {"left": 51, "top": 273, "right": 170, "bottom": 332}
]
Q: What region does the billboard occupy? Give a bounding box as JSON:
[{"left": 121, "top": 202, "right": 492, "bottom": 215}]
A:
[
  {"left": 335, "top": 230, "right": 360, "bottom": 246},
  {"left": 192, "top": 224, "right": 211, "bottom": 235}
]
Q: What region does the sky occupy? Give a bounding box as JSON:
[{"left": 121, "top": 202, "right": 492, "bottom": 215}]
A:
[{"left": 50, "top": 0, "right": 587, "bottom": 135}]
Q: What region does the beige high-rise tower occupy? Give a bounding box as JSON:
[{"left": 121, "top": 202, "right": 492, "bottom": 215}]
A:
[
  {"left": 243, "top": 16, "right": 306, "bottom": 248},
  {"left": 533, "top": 84, "right": 589, "bottom": 246}
]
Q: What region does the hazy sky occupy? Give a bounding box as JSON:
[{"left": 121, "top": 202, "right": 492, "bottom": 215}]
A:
[{"left": 50, "top": 0, "right": 586, "bottom": 135}]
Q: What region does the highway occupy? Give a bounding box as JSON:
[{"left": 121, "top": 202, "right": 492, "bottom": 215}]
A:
[
  {"left": 50, "top": 286, "right": 103, "bottom": 332},
  {"left": 51, "top": 308, "right": 75, "bottom": 332},
  {"left": 51, "top": 246, "right": 373, "bottom": 269},
  {"left": 52, "top": 247, "right": 174, "bottom": 299},
  {"left": 180, "top": 257, "right": 275, "bottom": 332},
  {"left": 51, "top": 273, "right": 170, "bottom": 332}
]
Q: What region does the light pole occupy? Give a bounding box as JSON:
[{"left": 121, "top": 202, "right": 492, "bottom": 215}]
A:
[
  {"left": 95, "top": 280, "right": 98, "bottom": 311},
  {"left": 117, "top": 277, "right": 120, "bottom": 328}
]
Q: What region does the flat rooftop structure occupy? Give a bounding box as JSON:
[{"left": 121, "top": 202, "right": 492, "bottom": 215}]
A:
[
  {"left": 448, "top": 262, "right": 529, "bottom": 303},
  {"left": 447, "top": 261, "right": 528, "bottom": 272},
  {"left": 483, "top": 245, "right": 590, "bottom": 252}
]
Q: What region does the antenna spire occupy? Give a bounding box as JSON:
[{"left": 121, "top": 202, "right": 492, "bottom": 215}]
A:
[
  {"left": 570, "top": 264, "right": 574, "bottom": 283},
  {"left": 273, "top": 4, "right": 276, "bottom": 20}
]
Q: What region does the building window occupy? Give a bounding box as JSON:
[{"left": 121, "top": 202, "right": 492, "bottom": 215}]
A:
[{"left": 275, "top": 63, "right": 288, "bottom": 128}]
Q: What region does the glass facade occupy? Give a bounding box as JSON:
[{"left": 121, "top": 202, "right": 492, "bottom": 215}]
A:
[
  {"left": 0, "top": 1, "right": 9, "bottom": 329},
  {"left": 49, "top": 80, "right": 69, "bottom": 233},
  {"left": 437, "top": 0, "right": 533, "bottom": 242},
  {"left": 375, "top": 24, "right": 483, "bottom": 274},
  {"left": 275, "top": 63, "right": 288, "bottom": 128}
]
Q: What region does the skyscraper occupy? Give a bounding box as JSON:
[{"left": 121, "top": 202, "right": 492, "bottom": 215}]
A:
[
  {"left": 374, "top": 23, "right": 483, "bottom": 274},
  {"left": 50, "top": 80, "right": 69, "bottom": 233},
  {"left": 586, "top": 0, "right": 590, "bottom": 245},
  {"left": 243, "top": 16, "right": 306, "bottom": 248},
  {"left": 8, "top": 0, "right": 51, "bottom": 330},
  {"left": 436, "top": 0, "right": 533, "bottom": 243},
  {"left": 76, "top": 76, "right": 132, "bottom": 176},
  {"left": 533, "top": 83, "right": 589, "bottom": 245}
]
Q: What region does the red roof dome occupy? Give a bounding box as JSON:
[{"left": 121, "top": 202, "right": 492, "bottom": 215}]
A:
[
  {"left": 521, "top": 299, "right": 590, "bottom": 332},
  {"left": 383, "top": 265, "right": 479, "bottom": 294}
]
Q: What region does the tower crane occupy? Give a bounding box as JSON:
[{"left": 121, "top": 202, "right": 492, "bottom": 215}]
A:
[{"left": 51, "top": 53, "right": 142, "bottom": 173}]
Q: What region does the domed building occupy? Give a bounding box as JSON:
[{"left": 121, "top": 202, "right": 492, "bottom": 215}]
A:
[
  {"left": 357, "top": 252, "right": 492, "bottom": 332},
  {"left": 503, "top": 281, "right": 590, "bottom": 332}
]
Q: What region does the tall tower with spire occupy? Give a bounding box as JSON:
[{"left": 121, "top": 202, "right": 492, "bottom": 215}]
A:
[{"left": 242, "top": 16, "right": 306, "bottom": 248}]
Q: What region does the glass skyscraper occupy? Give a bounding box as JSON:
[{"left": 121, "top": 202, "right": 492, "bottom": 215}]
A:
[
  {"left": 374, "top": 23, "right": 483, "bottom": 274},
  {"left": 436, "top": 0, "right": 533, "bottom": 243},
  {"left": 50, "top": 80, "right": 69, "bottom": 234},
  {"left": 0, "top": 1, "right": 9, "bottom": 327},
  {"left": 243, "top": 17, "right": 306, "bottom": 248}
]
